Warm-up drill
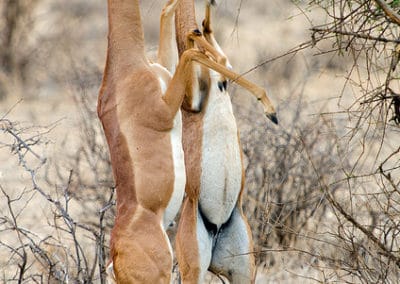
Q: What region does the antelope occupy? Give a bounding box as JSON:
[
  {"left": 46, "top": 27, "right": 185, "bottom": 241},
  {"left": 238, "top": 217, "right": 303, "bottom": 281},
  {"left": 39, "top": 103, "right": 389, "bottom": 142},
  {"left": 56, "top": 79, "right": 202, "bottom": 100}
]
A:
[
  {"left": 98, "top": 0, "right": 185, "bottom": 282},
  {"left": 175, "top": 1, "right": 278, "bottom": 283},
  {"left": 97, "top": 0, "right": 276, "bottom": 283}
]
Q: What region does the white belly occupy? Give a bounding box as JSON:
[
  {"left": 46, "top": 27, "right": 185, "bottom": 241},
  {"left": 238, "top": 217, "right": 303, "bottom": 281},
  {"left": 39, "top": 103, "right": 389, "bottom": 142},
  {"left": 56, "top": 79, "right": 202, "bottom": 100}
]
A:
[
  {"left": 163, "top": 110, "right": 186, "bottom": 228},
  {"left": 199, "top": 79, "right": 242, "bottom": 226},
  {"left": 150, "top": 63, "right": 186, "bottom": 228}
]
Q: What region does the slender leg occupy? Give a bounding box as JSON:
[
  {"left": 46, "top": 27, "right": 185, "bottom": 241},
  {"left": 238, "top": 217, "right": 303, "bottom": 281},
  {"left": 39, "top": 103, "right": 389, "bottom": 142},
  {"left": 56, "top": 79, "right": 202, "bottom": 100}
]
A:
[
  {"left": 111, "top": 206, "right": 173, "bottom": 283},
  {"left": 202, "top": 0, "right": 213, "bottom": 34},
  {"left": 158, "top": 0, "right": 181, "bottom": 73},
  {"left": 163, "top": 49, "right": 277, "bottom": 123},
  {"left": 201, "top": 0, "right": 225, "bottom": 64},
  {"left": 176, "top": 197, "right": 213, "bottom": 284},
  {"left": 209, "top": 206, "right": 256, "bottom": 284},
  {"left": 187, "top": 31, "right": 228, "bottom": 68},
  {"left": 202, "top": 0, "right": 231, "bottom": 90},
  {"left": 199, "top": 5, "right": 278, "bottom": 123}
]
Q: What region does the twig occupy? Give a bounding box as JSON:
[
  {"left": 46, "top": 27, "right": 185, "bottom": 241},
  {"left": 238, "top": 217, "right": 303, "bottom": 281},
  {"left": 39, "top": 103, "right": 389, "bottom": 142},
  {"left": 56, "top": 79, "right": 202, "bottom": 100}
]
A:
[
  {"left": 311, "top": 27, "right": 400, "bottom": 44},
  {"left": 373, "top": 0, "right": 400, "bottom": 26},
  {"left": 300, "top": 136, "right": 400, "bottom": 269},
  {"left": 5, "top": 127, "right": 46, "bottom": 164},
  {"left": 239, "top": 40, "right": 314, "bottom": 78}
]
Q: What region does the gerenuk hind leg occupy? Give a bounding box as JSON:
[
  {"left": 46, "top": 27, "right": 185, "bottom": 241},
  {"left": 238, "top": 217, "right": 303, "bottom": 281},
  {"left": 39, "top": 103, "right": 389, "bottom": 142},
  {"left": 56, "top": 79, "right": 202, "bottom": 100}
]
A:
[
  {"left": 209, "top": 206, "right": 256, "bottom": 283},
  {"left": 175, "top": 197, "right": 214, "bottom": 284}
]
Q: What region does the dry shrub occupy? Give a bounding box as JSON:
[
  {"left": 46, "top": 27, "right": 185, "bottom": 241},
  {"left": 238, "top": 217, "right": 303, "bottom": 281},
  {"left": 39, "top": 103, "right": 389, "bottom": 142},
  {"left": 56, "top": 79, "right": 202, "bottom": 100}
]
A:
[
  {"left": 0, "top": 56, "right": 114, "bottom": 282},
  {"left": 236, "top": 87, "right": 399, "bottom": 282},
  {"left": 1, "top": 1, "right": 399, "bottom": 283},
  {"left": 230, "top": 1, "right": 400, "bottom": 281},
  {"left": 0, "top": 108, "right": 114, "bottom": 283},
  {"left": 238, "top": 92, "right": 340, "bottom": 258}
]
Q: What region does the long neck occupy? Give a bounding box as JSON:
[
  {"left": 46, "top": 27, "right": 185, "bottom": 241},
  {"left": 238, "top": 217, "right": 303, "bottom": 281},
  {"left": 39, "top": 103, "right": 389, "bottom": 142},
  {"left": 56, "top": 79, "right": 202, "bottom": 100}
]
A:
[
  {"left": 175, "top": 0, "right": 198, "bottom": 56},
  {"left": 106, "top": 0, "right": 147, "bottom": 72}
]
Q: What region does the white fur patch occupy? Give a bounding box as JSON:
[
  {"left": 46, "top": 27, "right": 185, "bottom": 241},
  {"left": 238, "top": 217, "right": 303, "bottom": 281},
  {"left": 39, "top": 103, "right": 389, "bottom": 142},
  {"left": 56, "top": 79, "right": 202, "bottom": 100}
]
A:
[
  {"left": 210, "top": 208, "right": 254, "bottom": 281},
  {"left": 106, "top": 262, "right": 116, "bottom": 284},
  {"left": 190, "top": 65, "right": 205, "bottom": 111},
  {"left": 149, "top": 63, "right": 186, "bottom": 228},
  {"left": 163, "top": 109, "right": 186, "bottom": 228},
  {"left": 161, "top": 220, "right": 174, "bottom": 264},
  {"left": 196, "top": 210, "right": 214, "bottom": 282},
  {"left": 199, "top": 70, "right": 242, "bottom": 226},
  {"left": 150, "top": 63, "right": 171, "bottom": 94},
  {"left": 209, "top": 36, "right": 233, "bottom": 69}
]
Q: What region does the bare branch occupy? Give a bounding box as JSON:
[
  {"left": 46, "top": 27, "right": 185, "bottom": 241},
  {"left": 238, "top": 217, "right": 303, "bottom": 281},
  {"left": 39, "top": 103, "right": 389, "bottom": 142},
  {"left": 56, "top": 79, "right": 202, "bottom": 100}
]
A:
[
  {"left": 373, "top": 0, "right": 400, "bottom": 26},
  {"left": 311, "top": 27, "right": 400, "bottom": 44}
]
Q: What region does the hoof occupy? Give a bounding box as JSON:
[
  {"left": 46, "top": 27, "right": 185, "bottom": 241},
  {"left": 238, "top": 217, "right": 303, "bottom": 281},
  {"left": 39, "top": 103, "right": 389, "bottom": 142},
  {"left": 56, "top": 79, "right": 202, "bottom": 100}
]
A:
[
  {"left": 266, "top": 113, "right": 278, "bottom": 125},
  {"left": 217, "top": 80, "right": 228, "bottom": 92}
]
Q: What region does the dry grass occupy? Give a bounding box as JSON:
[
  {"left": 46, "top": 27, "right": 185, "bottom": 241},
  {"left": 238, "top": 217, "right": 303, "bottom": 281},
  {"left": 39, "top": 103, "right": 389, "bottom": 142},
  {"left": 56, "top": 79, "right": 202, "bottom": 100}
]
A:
[{"left": 1, "top": 0, "right": 399, "bottom": 283}]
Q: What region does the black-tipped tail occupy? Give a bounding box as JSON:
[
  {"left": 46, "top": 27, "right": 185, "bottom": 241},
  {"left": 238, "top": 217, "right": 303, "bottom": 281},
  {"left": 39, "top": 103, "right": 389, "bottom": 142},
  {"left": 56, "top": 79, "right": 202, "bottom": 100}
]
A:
[{"left": 266, "top": 113, "right": 278, "bottom": 125}]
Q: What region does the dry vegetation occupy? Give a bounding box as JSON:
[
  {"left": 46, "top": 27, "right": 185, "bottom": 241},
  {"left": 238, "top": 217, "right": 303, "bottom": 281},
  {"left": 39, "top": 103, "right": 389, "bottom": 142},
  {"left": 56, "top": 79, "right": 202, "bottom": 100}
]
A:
[{"left": 1, "top": 0, "right": 399, "bottom": 283}]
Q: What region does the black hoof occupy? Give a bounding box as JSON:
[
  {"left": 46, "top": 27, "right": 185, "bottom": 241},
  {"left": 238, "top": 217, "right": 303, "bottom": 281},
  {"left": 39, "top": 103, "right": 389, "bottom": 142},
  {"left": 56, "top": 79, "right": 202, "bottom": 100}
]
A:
[
  {"left": 222, "top": 80, "right": 227, "bottom": 91},
  {"left": 266, "top": 113, "right": 278, "bottom": 125},
  {"left": 218, "top": 81, "right": 223, "bottom": 92},
  {"left": 217, "top": 80, "right": 228, "bottom": 92}
]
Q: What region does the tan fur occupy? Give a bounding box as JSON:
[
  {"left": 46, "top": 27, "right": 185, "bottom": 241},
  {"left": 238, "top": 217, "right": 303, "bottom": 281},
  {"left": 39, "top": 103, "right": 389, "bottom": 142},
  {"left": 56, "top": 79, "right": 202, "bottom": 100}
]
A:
[
  {"left": 98, "top": 1, "right": 181, "bottom": 282},
  {"left": 175, "top": 1, "right": 273, "bottom": 283},
  {"left": 175, "top": 197, "right": 202, "bottom": 282},
  {"left": 175, "top": 109, "right": 205, "bottom": 282},
  {"left": 158, "top": 0, "right": 181, "bottom": 73},
  {"left": 99, "top": 1, "right": 266, "bottom": 282}
]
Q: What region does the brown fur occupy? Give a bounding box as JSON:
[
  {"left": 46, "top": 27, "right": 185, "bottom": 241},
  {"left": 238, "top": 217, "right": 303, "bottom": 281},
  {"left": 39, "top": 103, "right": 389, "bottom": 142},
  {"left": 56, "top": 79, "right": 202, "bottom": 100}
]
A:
[
  {"left": 174, "top": 1, "right": 263, "bottom": 283},
  {"left": 98, "top": 1, "right": 178, "bottom": 282},
  {"left": 99, "top": 66, "right": 176, "bottom": 282},
  {"left": 175, "top": 109, "right": 204, "bottom": 282},
  {"left": 98, "top": 0, "right": 267, "bottom": 282},
  {"left": 175, "top": 198, "right": 201, "bottom": 282},
  {"left": 174, "top": 4, "right": 208, "bottom": 282}
]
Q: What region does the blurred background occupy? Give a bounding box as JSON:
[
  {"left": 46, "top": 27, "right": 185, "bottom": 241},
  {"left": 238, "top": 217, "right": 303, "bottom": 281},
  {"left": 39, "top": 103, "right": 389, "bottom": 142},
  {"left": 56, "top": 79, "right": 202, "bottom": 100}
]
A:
[{"left": 1, "top": 0, "right": 399, "bottom": 283}]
